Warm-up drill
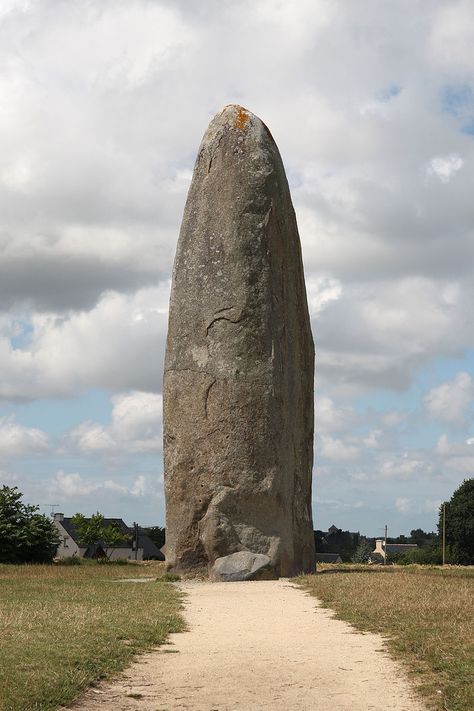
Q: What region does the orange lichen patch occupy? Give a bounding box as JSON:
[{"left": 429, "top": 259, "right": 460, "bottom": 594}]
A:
[{"left": 235, "top": 107, "right": 250, "bottom": 131}]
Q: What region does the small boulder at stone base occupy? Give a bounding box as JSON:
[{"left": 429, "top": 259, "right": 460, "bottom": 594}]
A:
[{"left": 211, "top": 551, "right": 275, "bottom": 582}]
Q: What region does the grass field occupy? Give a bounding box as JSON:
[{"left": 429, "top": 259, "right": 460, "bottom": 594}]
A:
[
  {"left": 299, "top": 565, "right": 474, "bottom": 711},
  {"left": 0, "top": 561, "right": 184, "bottom": 711}
]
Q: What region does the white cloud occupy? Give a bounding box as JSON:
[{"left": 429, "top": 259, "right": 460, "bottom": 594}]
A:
[
  {"left": 319, "top": 434, "right": 360, "bottom": 462},
  {"left": 381, "top": 411, "right": 406, "bottom": 428},
  {"left": 362, "top": 429, "right": 383, "bottom": 449},
  {"left": 396, "top": 496, "right": 442, "bottom": 515},
  {"left": 424, "top": 372, "right": 473, "bottom": 428},
  {"left": 426, "top": 154, "right": 464, "bottom": 183},
  {"left": 50, "top": 470, "right": 150, "bottom": 499},
  {"left": 0, "top": 286, "right": 169, "bottom": 400},
  {"left": 65, "top": 391, "right": 162, "bottom": 456},
  {"left": 0, "top": 417, "right": 48, "bottom": 458},
  {"left": 306, "top": 276, "right": 342, "bottom": 315},
  {"left": 434, "top": 433, "right": 474, "bottom": 474},
  {"left": 315, "top": 497, "right": 365, "bottom": 510},
  {"left": 423, "top": 498, "right": 442, "bottom": 514},
  {"left": 429, "top": 1, "right": 474, "bottom": 71},
  {"left": 395, "top": 496, "right": 412, "bottom": 513},
  {"left": 315, "top": 396, "right": 354, "bottom": 433},
  {"left": 315, "top": 277, "right": 474, "bottom": 394},
  {"left": 380, "top": 455, "right": 425, "bottom": 480}
]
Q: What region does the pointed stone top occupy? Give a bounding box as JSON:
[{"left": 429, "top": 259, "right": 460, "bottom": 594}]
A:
[
  {"left": 199, "top": 105, "right": 276, "bottom": 161},
  {"left": 219, "top": 104, "right": 254, "bottom": 131}
]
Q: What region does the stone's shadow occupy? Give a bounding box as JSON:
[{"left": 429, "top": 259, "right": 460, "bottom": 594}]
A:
[{"left": 312, "top": 566, "right": 395, "bottom": 575}]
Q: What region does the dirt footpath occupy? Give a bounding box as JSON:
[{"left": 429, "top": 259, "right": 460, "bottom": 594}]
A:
[{"left": 71, "top": 579, "right": 425, "bottom": 711}]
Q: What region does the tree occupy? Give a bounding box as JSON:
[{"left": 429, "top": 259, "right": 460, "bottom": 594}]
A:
[
  {"left": 314, "top": 528, "right": 360, "bottom": 562},
  {"left": 71, "top": 512, "right": 127, "bottom": 558},
  {"left": 409, "top": 528, "right": 438, "bottom": 547},
  {"left": 351, "top": 540, "right": 372, "bottom": 563},
  {"left": 143, "top": 526, "right": 165, "bottom": 549},
  {"left": 0, "top": 486, "right": 60, "bottom": 563},
  {"left": 396, "top": 547, "right": 442, "bottom": 565},
  {"left": 439, "top": 478, "right": 474, "bottom": 565}
]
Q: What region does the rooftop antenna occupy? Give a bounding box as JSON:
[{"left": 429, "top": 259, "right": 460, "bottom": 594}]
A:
[{"left": 44, "top": 504, "right": 59, "bottom": 518}]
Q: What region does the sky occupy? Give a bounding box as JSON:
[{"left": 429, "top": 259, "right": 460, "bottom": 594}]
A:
[{"left": 1, "top": 0, "right": 474, "bottom": 536}]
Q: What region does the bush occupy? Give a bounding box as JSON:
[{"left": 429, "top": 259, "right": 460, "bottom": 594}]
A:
[
  {"left": 0, "top": 486, "right": 60, "bottom": 563},
  {"left": 352, "top": 540, "right": 372, "bottom": 563},
  {"left": 396, "top": 547, "right": 443, "bottom": 565}
]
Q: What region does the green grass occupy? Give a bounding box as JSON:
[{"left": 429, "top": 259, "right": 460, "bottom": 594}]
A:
[
  {"left": 298, "top": 565, "right": 474, "bottom": 711},
  {"left": 0, "top": 561, "right": 185, "bottom": 711}
]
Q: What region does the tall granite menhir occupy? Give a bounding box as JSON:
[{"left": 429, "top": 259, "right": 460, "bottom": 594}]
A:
[{"left": 164, "top": 105, "right": 315, "bottom": 580}]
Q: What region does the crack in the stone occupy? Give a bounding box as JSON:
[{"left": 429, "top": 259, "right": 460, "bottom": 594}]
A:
[
  {"left": 204, "top": 379, "right": 216, "bottom": 418},
  {"left": 164, "top": 367, "right": 270, "bottom": 386},
  {"left": 207, "top": 132, "right": 225, "bottom": 174},
  {"left": 206, "top": 308, "right": 244, "bottom": 335}
]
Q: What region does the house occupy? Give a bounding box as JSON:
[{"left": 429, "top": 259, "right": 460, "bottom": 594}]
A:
[
  {"left": 316, "top": 552, "right": 342, "bottom": 563},
  {"left": 53, "top": 513, "right": 164, "bottom": 561},
  {"left": 372, "top": 539, "right": 418, "bottom": 561}
]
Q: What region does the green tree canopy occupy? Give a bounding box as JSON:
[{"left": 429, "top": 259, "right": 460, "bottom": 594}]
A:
[
  {"left": 439, "top": 478, "right": 474, "bottom": 565},
  {"left": 143, "top": 526, "right": 165, "bottom": 549},
  {"left": 71, "top": 512, "right": 127, "bottom": 552},
  {"left": 0, "top": 486, "right": 60, "bottom": 563},
  {"left": 314, "top": 528, "right": 360, "bottom": 562},
  {"left": 351, "top": 540, "right": 372, "bottom": 563}
]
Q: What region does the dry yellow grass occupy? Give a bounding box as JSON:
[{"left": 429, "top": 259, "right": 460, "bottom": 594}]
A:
[
  {"left": 0, "top": 561, "right": 184, "bottom": 711},
  {"left": 298, "top": 565, "right": 474, "bottom": 711}
]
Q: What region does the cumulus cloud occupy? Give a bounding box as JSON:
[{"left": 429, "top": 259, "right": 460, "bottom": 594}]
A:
[
  {"left": 380, "top": 455, "right": 426, "bottom": 480},
  {"left": 0, "top": 1, "right": 473, "bottom": 401},
  {"left": 0, "top": 286, "right": 169, "bottom": 400},
  {"left": 314, "top": 277, "right": 473, "bottom": 394},
  {"left": 0, "top": 230, "right": 169, "bottom": 312},
  {"left": 395, "top": 496, "right": 412, "bottom": 513},
  {"left": 426, "top": 154, "right": 464, "bottom": 183},
  {"left": 65, "top": 391, "right": 163, "bottom": 456},
  {"left": 315, "top": 396, "right": 355, "bottom": 433},
  {"left": 395, "top": 496, "right": 441, "bottom": 515},
  {"left": 0, "top": 417, "right": 49, "bottom": 458},
  {"left": 306, "top": 276, "right": 342, "bottom": 315},
  {"left": 50, "top": 470, "right": 152, "bottom": 499},
  {"left": 424, "top": 372, "right": 473, "bottom": 428},
  {"left": 319, "top": 434, "right": 360, "bottom": 462}
]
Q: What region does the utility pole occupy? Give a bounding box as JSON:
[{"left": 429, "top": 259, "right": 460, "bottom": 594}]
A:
[
  {"left": 134, "top": 522, "right": 139, "bottom": 561},
  {"left": 384, "top": 524, "right": 388, "bottom": 566},
  {"left": 442, "top": 503, "right": 446, "bottom": 566}
]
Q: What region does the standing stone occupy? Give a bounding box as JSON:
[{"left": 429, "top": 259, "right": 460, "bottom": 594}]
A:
[{"left": 163, "top": 105, "right": 315, "bottom": 579}]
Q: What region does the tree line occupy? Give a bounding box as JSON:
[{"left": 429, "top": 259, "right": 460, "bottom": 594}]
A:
[{"left": 0, "top": 478, "right": 473, "bottom": 565}]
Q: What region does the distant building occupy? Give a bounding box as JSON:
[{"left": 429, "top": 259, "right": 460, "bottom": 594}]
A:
[
  {"left": 315, "top": 552, "right": 342, "bottom": 563},
  {"left": 372, "top": 539, "right": 418, "bottom": 561},
  {"left": 53, "top": 513, "right": 164, "bottom": 561}
]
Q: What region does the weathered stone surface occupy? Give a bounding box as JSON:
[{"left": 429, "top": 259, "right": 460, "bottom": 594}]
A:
[
  {"left": 211, "top": 551, "right": 273, "bottom": 582},
  {"left": 164, "top": 104, "right": 315, "bottom": 578}
]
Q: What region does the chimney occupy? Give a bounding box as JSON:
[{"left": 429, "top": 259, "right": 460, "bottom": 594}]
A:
[{"left": 53, "top": 513, "right": 64, "bottom": 522}]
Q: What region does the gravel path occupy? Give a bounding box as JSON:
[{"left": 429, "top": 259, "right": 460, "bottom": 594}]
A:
[{"left": 70, "top": 579, "right": 425, "bottom": 711}]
